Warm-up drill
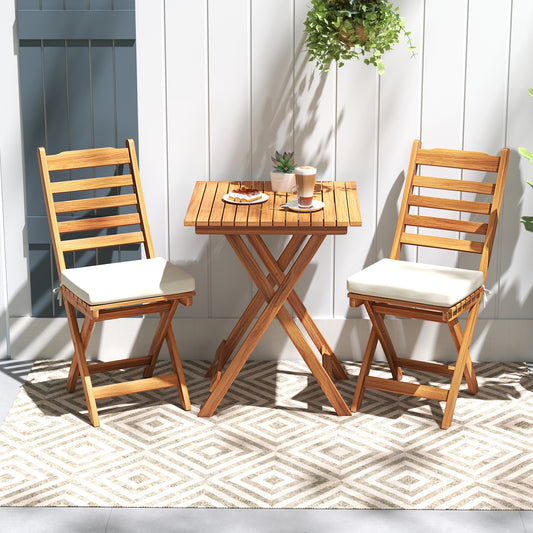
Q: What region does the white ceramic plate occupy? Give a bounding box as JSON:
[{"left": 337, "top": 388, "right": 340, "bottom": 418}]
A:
[
  {"left": 282, "top": 199, "right": 324, "bottom": 213},
  {"left": 222, "top": 193, "right": 269, "bottom": 205}
]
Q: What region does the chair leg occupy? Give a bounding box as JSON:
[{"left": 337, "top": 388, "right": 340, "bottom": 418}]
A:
[
  {"left": 441, "top": 302, "right": 481, "bottom": 429},
  {"left": 143, "top": 301, "right": 191, "bottom": 411},
  {"left": 66, "top": 316, "right": 94, "bottom": 392},
  {"left": 365, "top": 303, "right": 403, "bottom": 381},
  {"left": 143, "top": 305, "right": 175, "bottom": 378},
  {"left": 64, "top": 299, "right": 100, "bottom": 427},
  {"left": 351, "top": 327, "right": 379, "bottom": 412},
  {"left": 448, "top": 318, "right": 478, "bottom": 395},
  {"left": 165, "top": 325, "right": 191, "bottom": 411}
]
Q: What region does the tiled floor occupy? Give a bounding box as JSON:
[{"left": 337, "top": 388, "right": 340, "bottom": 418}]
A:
[{"left": 0, "top": 360, "right": 531, "bottom": 533}]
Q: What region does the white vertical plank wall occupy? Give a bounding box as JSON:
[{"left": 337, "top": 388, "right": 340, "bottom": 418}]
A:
[
  {"left": 502, "top": 0, "right": 533, "bottom": 321},
  {"left": 4, "top": 0, "right": 533, "bottom": 361},
  {"left": 166, "top": 0, "right": 210, "bottom": 317},
  {"left": 134, "top": 0, "right": 533, "bottom": 362},
  {"left": 292, "top": 0, "right": 337, "bottom": 318}
]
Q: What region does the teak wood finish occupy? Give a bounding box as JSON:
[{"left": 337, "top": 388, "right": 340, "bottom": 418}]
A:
[
  {"left": 184, "top": 180, "right": 361, "bottom": 417},
  {"left": 38, "top": 139, "right": 195, "bottom": 426},
  {"left": 348, "top": 140, "right": 510, "bottom": 429}
]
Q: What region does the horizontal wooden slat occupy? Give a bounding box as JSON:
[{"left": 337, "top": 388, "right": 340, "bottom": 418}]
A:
[
  {"left": 94, "top": 292, "right": 195, "bottom": 318},
  {"left": 416, "top": 148, "right": 500, "bottom": 172},
  {"left": 50, "top": 174, "right": 134, "bottom": 194},
  {"left": 194, "top": 225, "right": 348, "bottom": 235},
  {"left": 400, "top": 232, "right": 484, "bottom": 253},
  {"left": 54, "top": 194, "right": 137, "bottom": 213},
  {"left": 60, "top": 231, "right": 145, "bottom": 252},
  {"left": 45, "top": 147, "right": 131, "bottom": 171},
  {"left": 88, "top": 356, "right": 152, "bottom": 374},
  {"left": 412, "top": 175, "right": 496, "bottom": 195},
  {"left": 93, "top": 374, "right": 178, "bottom": 400},
  {"left": 57, "top": 213, "right": 141, "bottom": 234},
  {"left": 372, "top": 302, "right": 445, "bottom": 322},
  {"left": 409, "top": 195, "right": 492, "bottom": 215},
  {"left": 396, "top": 358, "right": 456, "bottom": 376},
  {"left": 365, "top": 376, "right": 449, "bottom": 402},
  {"left": 404, "top": 214, "right": 488, "bottom": 235}
]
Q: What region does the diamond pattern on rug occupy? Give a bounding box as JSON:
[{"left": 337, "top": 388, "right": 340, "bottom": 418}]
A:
[{"left": 0, "top": 360, "right": 532, "bottom": 509}]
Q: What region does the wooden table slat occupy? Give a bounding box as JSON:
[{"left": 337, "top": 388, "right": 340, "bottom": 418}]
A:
[
  {"left": 185, "top": 180, "right": 360, "bottom": 232},
  {"left": 283, "top": 193, "right": 299, "bottom": 227},
  {"left": 273, "top": 191, "right": 287, "bottom": 227},
  {"left": 311, "top": 182, "right": 325, "bottom": 227},
  {"left": 333, "top": 181, "right": 349, "bottom": 226},
  {"left": 309, "top": 181, "right": 324, "bottom": 227},
  {"left": 197, "top": 181, "right": 218, "bottom": 226},
  {"left": 345, "top": 181, "right": 362, "bottom": 226},
  {"left": 260, "top": 185, "right": 274, "bottom": 226},
  {"left": 247, "top": 180, "right": 264, "bottom": 226},
  {"left": 221, "top": 181, "right": 240, "bottom": 226},
  {"left": 322, "top": 181, "right": 336, "bottom": 227},
  {"left": 234, "top": 180, "right": 255, "bottom": 227},
  {"left": 209, "top": 181, "right": 230, "bottom": 227},
  {"left": 184, "top": 181, "right": 206, "bottom": 226}
]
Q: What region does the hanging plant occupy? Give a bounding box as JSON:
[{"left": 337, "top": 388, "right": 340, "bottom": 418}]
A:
[{"left": 303, "top": 0, "right": 415, "bottom": 74}]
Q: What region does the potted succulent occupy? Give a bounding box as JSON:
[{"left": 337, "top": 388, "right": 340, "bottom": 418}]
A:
[
  {"left": 270, "top": 151, "right": 296, "bottom": 193},
  {"left": 303, "top": 0, "right": 415, "bottom": 74},
  {"left": 519, "top": 88, "right": 533, "bottom": 232}
]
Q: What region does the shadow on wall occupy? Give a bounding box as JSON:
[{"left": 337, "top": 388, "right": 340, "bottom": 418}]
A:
[
  {"left": 498, "top": 148, "right": 533, "bottom": 314},
  {"left": 251, "top": 33, "right": 338, "bottom": 178}
]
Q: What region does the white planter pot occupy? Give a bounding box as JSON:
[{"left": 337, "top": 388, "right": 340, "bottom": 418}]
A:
[{"left": 270, "top": 171, "right": 296, "bottom": 193}]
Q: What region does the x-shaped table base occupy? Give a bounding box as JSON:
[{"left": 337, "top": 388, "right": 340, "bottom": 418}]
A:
[{"left": 198, "top": 233, "right": 351, "bottom": 417}]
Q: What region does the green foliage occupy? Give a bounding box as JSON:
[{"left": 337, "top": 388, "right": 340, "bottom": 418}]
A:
[
  {"left": 271, "top": 151, "right": 295, "bottom": 173},
  {"left": 303, "top": 0, "right": 415, "bottom": 74},
  {"left": 520, "top": 181, "right": 533, "bottom": 232},
  {"left": 519, "top": 147, "right": 533, "bottom": 164},
  {"left": 519, "top": 89, "right": 533, "bottom": 232}
]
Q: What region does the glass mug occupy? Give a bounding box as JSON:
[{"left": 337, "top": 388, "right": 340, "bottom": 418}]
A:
[{"left": 295, "top": 166, "right": 316, "bottom": 208}]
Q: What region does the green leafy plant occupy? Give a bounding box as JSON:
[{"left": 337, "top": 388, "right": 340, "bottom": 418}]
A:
[
  {"left": 271, "top": 151, "right": 295, "bottom": 173},
  {"left": 303, "top": 0, "right": 415, "bottom": 74},
  {"left": 519, "top": 88, "right": 533, "bottom": 232}
]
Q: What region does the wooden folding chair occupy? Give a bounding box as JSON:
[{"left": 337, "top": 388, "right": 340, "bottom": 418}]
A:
[
  {"left": 347, "top": 139, "right": 509, "bottom": 429},
  {"left": 38, "top": 139, "right": 195, "bottom": 426}
]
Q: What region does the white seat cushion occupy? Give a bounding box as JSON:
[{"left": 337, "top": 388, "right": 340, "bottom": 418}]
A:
[
  {"left": 347, "top": 258, "right": 483, "bottom": 307},
  {"left": 61, "top": 257, "right": 195, "bottom": 306}
]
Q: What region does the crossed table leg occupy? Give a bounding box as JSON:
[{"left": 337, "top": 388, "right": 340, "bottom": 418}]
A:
[{"left": 198, "top": 233, "right": 351, "bottom": 417}]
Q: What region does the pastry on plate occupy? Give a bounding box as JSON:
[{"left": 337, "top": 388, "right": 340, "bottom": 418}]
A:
[{"left": 228, "top": 186, "right": 263, "bottom": 203}]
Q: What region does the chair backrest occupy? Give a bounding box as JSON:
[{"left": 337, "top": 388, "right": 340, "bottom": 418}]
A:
[
  {"left": 38, "top": 139, "right": 155, "bottom": 279},
  {"left": 391, "top": 139, "right": 510, "bottom": 282}
]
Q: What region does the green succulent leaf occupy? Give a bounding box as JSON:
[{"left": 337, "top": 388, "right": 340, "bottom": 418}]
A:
[
  {"left": 528, "top": 88, "right": 533, "bottom": 98},
  {"left": 271, "top": 150, "right": 295, "bottom": 173},
  {"left": 520, "top": 216, "right": 533, "bottom": 232}
]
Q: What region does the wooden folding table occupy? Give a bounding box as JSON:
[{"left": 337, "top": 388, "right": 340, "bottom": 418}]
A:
[{"left": 184, "top": 180, "right": 361, "bottom": 417}]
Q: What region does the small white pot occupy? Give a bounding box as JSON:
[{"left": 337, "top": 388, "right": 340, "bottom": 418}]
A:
[{"left": 270, "top": 171, "right": 296, "bottom": 193}]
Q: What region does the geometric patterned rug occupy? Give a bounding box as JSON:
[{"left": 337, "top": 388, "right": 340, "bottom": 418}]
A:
[{"left": 0, "top": 360, "right": 532, "bottom": 509}]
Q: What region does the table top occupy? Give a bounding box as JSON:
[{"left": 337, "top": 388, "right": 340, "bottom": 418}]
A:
[{"left": 184, "top": 180, "right": 361, "bottom": 234}]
